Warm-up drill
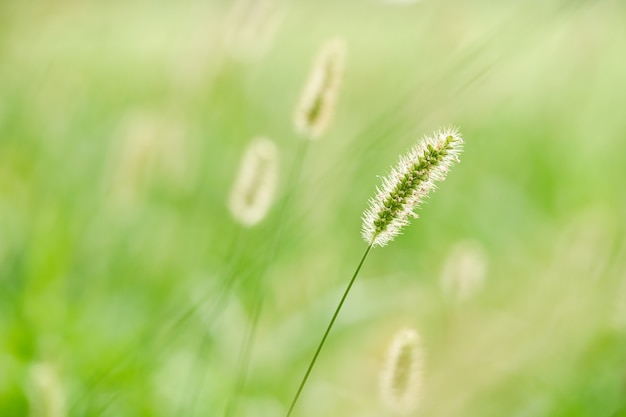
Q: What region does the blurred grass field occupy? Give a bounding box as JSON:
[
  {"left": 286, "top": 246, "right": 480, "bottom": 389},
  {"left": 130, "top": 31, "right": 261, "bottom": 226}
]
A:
[{"left": 1, "top": 0, "right": 626, "bottom": 416}]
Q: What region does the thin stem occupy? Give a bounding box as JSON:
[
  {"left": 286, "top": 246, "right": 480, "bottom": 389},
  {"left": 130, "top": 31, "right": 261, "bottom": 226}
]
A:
[
  {"left": 222, "top": 293, "right": 264, "bottom": 417},
  {"left": 221, "top": 140, "right": 310, "bottom": 417},
  {"left": 285, "top": 242, "right": 374, "bottom": 417},
  {"left": 179, "top": 227, "right": 246, "bottom": 416},
  {"left": 73, "top": 225, "right": 243, "bottom": 416}
]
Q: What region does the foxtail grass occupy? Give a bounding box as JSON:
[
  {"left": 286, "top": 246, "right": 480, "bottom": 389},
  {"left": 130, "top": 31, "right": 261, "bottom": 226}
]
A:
[
  {"left": 107, "top": 112, "right": 188, "bottom": 208},
  {"left": 229, "top": 137, "right": 280, "bottom": 227},
  {"left": 362, "top": 127, "right": 464, "bottom": 246},
  {"left": 69, "top": 227, "right": 245, "bottom": 415},
  {"left": 440, "top": 240, "right": 488, "bottom": 302},
  {"left": 181, "top": 137, "right": 280, "bottom": 415},
  {"left": 379, "top": 328, "right": 424, "bottom": 415},
  {"left": 293, "top": 38, "right": 346, "bottom": 140},
  {"left": 223, "top": 139, "right": 310, "bottom": 417},
  {"left": 225, "top": 39, "right": 349, "bottom": 417},
  {"left": 285, "top": 127, "right": 463, "bottom": 417},
  {"left": 28, "top": 363, "right": 66, "bottom": 417}
]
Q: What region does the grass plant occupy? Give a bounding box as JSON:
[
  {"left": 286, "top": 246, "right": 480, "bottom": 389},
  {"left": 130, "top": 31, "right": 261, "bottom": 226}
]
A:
[{"left": 1, "top": 1, "right": 625, "bottom": 417}]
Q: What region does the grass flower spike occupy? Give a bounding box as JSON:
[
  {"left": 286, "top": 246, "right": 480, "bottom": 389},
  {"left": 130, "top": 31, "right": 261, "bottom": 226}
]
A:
[
  {"left": 294, "top": 38, "right": 346, "bottom": 140},
  {"left": 441, "top": 240, "right": 488, "bottom": 302},
  {"left": 362, "top": 127, "right": 464, "bottom": 247},
  {"left": 229, "top": 137, "right": 280, "bottom": 227},
  {"left": 28, "top": 363, "right": 66, "bottom": 417},
  {"left": 380, "top": 329, "right": 424, "bottom": 414},
  {"left": 286, "top": 127, "right": 463, "bottom": 417}
]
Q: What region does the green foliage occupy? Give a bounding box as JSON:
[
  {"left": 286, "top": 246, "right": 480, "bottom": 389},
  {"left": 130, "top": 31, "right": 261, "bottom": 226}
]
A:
[{"left": 1, "top": 0, "right": 626, "bottom": 416}]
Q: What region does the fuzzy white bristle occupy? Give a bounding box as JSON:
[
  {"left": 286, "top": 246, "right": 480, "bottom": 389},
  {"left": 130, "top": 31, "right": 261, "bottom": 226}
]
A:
[{"left": 362, "top": 127, "right": 464, "bottom": 247}]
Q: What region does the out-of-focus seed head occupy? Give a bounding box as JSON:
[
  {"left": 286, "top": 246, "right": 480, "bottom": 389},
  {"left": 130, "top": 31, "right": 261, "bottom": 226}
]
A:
[
  {"left": 379, "top": 328, "right": 424, "bottom": 414},
  {"left": 27, "top": 363, "right": 65, "bottom": 417},
  {"left": 440, "top": 240, "right": 488, "bottom": 302},
  {"left": 229, "top": 137, "right": 280, "bottom": 227},
  {"left": 293, "top": 38, "right": 347, "bottom": 140}
]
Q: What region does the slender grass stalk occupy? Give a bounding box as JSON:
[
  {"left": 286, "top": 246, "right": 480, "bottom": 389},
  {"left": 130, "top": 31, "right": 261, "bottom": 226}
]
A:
[
  {"left": 70, "top": 226, "right": 244, "bottom": 415},
  {"left": 285, "top": 242, "right": 373, "bottom": 417},
  {"left": 222, "top": 289, "right": 263, "bottom": 417},
  {"left": 221, "top": 139, "right": 310, "bottom": 417},
  {"left": 181, "top": 138, "right": 281, "bottom": 416},
  {"left": 285, "top": 127, "right": 463, "bottom": 416},
  {"left": 178, "top": 227, "right": 247, "bottom": 416},
  {"left": 224, "top": 39, "right": 347, "bottom": 416},
  {"left": 223, "top": 37, "right": 348, "bottom": 403}
]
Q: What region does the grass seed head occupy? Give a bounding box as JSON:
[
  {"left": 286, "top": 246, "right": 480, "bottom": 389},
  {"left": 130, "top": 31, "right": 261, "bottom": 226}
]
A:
[
  {"left": 221, "top": 0, "right": 283, "bottom": 61},
  {"left": 441, "top": 240, "right": 488, "bottom": 302},
  {"left": 362, "top": 127, "right": 464, "bottom": 247},
  {"left": 229, "top": 137, "right": 280, "bottom": 227},
  {"left": 27, "top": 363, "right": 66, "bottom": 417},
  {"left": 293, "top": 38, "right": 346, "bottom": 140},
  {"left": 107, "top": 112, "right": 189, "bottom": 207},
  {"left": 379, "top": 328, "right": 424, "bottom": 414}
]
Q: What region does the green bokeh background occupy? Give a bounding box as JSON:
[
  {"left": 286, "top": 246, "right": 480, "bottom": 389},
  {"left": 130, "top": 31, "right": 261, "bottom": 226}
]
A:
[{"left": 1, "top": 0, "right": 626, "bottom": 416}]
